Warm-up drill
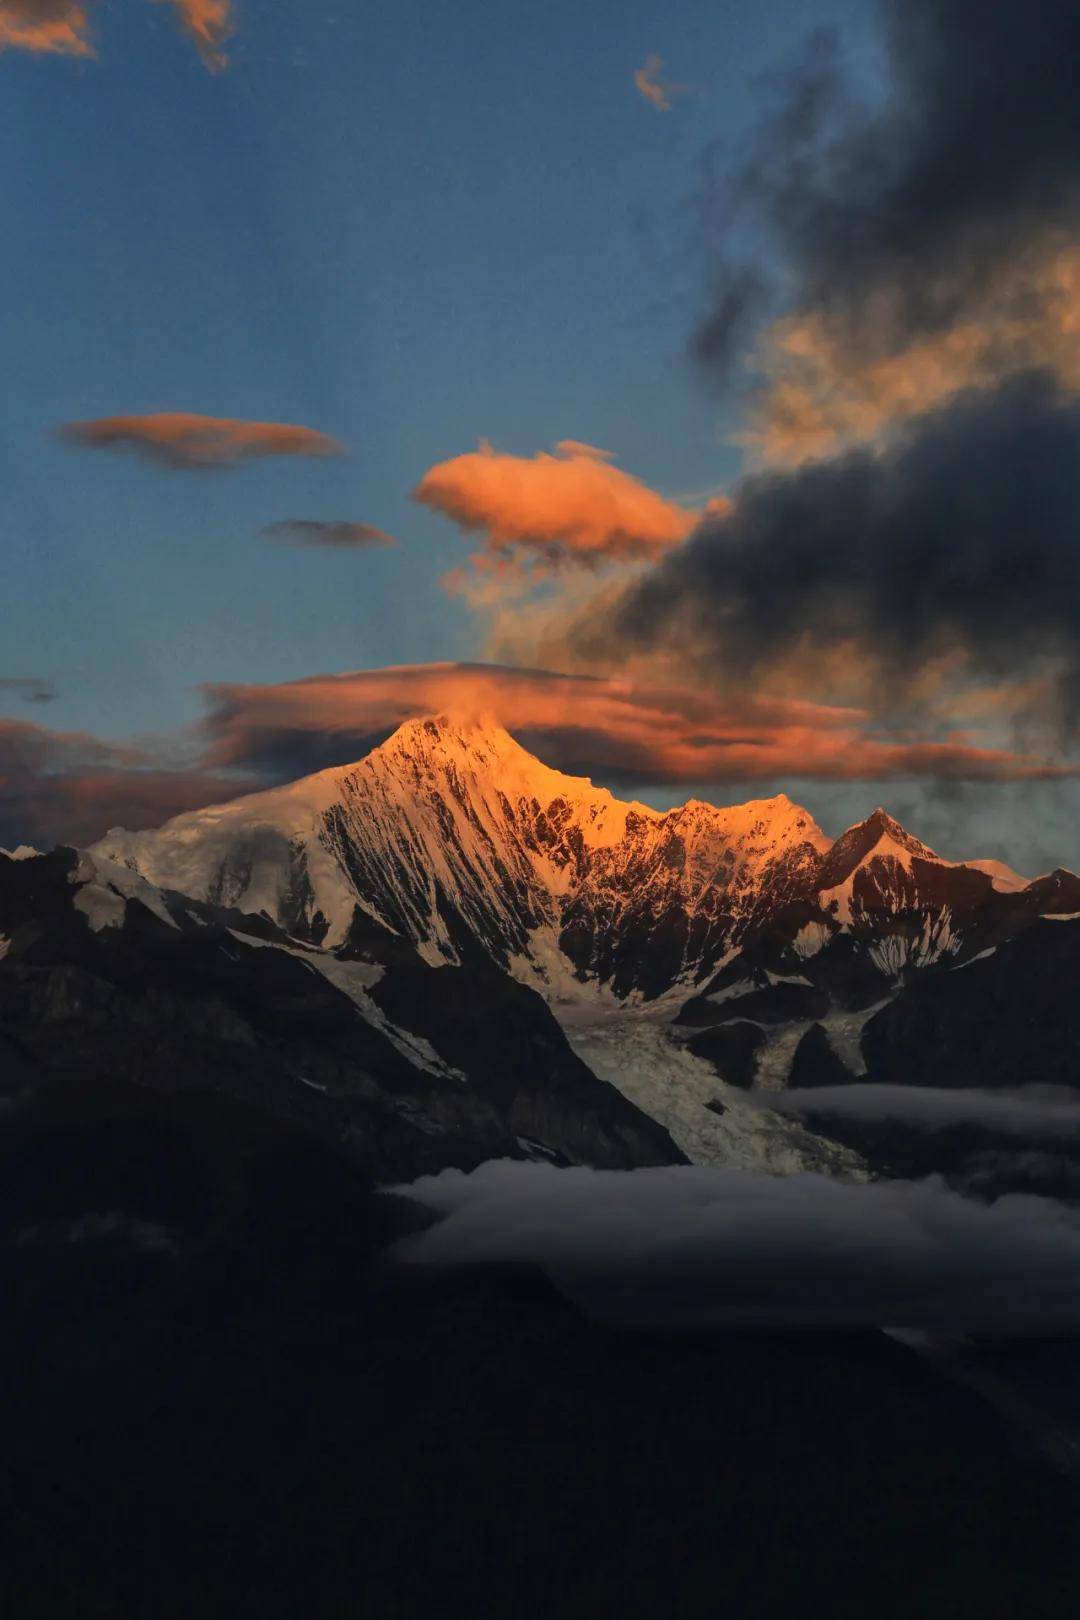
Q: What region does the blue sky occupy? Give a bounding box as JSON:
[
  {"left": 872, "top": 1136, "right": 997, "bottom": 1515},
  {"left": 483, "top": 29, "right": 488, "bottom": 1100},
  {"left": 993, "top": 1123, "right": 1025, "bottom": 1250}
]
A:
[{"left": 1, "top": 0, "right": 876, "bottom": 742}]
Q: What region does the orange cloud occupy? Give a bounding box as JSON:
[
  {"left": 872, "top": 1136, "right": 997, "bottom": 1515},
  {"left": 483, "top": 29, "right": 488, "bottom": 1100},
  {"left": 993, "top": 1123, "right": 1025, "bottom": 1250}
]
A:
[
  {"left": 199, "top": 663, "right": 1078, "bottom": 787},
  {"left": 0, "top": 0, "right": 94, "bottom": 56},
  {"left": 553, "top": 440, "right": 616, "bottom": 462},
  {"left": 413, "top": 441, "right": 697, "bottom": 578},
  {"left": 0, "top": 0, "right": 235, "bottom": 66},
  {"left": 60, "top": 412, "right": 343, "bottom": 469},
  {"left": 634, "top": 54, "right": 692, "bottom": 113},
  {"left": 155, "top": 0, "right": 232, "bottom": 72},
  {"left": 4, "top": 666, "right": 1074, "bottom": 849}
]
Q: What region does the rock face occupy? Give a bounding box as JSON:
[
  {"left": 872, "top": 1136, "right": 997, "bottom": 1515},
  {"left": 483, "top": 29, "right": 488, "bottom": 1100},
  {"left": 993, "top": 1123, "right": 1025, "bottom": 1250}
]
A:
[
  {"left": 0, "top": 847, "right": 683, "bottom": 1180},
  {"left": 788, "top": 1024, "right": 856, "bottom": 1090},
  {"left": 860, "top": 919, "right": 1080, "bottom": 1092},
  {"left": 684, "top": 1022, "right": 766, "bottom": 1089},
  {"left": 91, "top": 714, "right": 1080, "bottom": 1010}
]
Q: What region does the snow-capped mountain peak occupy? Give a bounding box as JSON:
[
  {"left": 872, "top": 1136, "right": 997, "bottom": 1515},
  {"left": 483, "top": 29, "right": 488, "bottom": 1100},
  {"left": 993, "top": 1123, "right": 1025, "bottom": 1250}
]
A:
[{"left": 92, "top": 712, "right": 1075, "bottom": 1007}]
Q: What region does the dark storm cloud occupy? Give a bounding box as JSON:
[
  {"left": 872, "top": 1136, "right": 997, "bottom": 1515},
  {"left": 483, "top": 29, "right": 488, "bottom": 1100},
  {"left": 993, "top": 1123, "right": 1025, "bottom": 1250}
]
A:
[
  {"left": 582, "top": 372, "right": 1080, "bottom": 736},
  {"left": 262, "top": 520, "right": 397, "bottom": 550},
  {"left": 392, "top": 1161, "right": 1080, "bottom": 1335},
  {"left": 695, "top": 0, "right": 1080, "bottom": 370}
]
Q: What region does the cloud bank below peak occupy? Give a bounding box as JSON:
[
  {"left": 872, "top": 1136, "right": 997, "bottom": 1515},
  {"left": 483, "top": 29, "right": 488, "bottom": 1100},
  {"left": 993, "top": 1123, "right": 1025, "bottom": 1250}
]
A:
[{"left": 393, "top": 1160, "right": 1080, "bottom": 1335}]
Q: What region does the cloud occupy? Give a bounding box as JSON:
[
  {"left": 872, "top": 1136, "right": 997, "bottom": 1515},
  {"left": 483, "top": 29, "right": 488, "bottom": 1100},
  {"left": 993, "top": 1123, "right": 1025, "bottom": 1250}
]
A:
[
  {"left": 60, "top": 412, "right": 342, "bottom": 469},
  {"left": 413, "top": 441, "right": 696, "bottom": 580},
  {"left": 0, "top": 716, "right": 256, "bottom": 849},
  {"left": 6, "top": 661, "right": 1074, "bottom": 851},
  {"left": 155, "top": 0, "right": 232, "bottom": 72},
  {"left": 0, "top": 0, "right": 234, "bottom": 67},
  {"left": 0, "top": 677, "right": 56, "bottom": 704},
  {"left": 553, "top": 440, "right": 616, "bottom": 462},
  {"left": 390, "top": 1160, "right": 1080, "bottom": 1334},
  {"left": 634, "top": 54, "right": 691, "bottom": 114},
  {"left": 769, "top": 1085, "right": 1080, "bottom": 1142},
  {"left": 572, "top": 372, "right": 1080, "bottom": 746},
  {"left": 693, "top": 3, "right": 1080, "bottom": 454},
  {"left": 0, "top": 0, "right": 93, "bottom": 55},
  {"left": 261, "top": 520, "right": 396, "bottom": 550},
  {"left": 745, "top": 246, "right": 1080, "bottom": 465},
  {"left": 16, "top": 1212, "right": 179, "bottom": 1255},
  {"left": 198, "top": 661, "right": 1074, "bottom": 788}
]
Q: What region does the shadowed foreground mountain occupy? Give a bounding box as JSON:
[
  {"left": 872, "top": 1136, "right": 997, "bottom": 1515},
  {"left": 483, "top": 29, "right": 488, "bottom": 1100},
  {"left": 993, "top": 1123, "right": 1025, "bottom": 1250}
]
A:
[
  {"left": 0, "top": 847, "right": 681, "bottom": 1179},
  {"left": 2, "top": 1076, "right": 1079, "bottom": 1620}
]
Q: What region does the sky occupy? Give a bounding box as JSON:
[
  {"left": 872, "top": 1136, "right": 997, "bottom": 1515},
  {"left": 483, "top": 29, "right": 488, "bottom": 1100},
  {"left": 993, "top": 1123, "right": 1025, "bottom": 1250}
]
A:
[{"left": 4, "top": 0, "right": 1080, "bottom": 872}]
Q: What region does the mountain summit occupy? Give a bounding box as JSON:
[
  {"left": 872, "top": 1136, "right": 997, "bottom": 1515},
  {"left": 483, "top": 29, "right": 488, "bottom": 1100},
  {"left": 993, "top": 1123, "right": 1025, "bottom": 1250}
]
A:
[{"left": 93, "top": 714, "right": 1080, "bottom": 1007}]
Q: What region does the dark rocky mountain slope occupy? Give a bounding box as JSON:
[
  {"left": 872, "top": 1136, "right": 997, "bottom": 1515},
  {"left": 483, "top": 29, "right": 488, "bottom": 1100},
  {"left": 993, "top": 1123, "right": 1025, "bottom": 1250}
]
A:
[
  {"left": 0, "top": 846, "right": 682, "bottom": 1180},
  {"left": 2, "top": 1072, "right": 1079, "bottom": 1620}
]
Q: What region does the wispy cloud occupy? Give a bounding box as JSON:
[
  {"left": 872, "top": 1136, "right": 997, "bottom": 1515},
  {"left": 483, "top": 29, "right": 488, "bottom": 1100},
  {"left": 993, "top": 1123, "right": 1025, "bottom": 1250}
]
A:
[
  {"left": 0, "top": 676, "right": 57, "bottom": 704},
  {"left": 60, "top": 412, "right": 342, "bottom": 469},
  {"left": 0, "top": 0, "right": 94, "bottom": 57},
  {"left": 634, "top": 54, "right": 691, "bottom": 114},
  {"left": 0, "top": 0, "right": 236, "bottom": 67},
  {"left": 769, "top": 1084, "right": 1080, "bottom": 1141},
  {"left": 155, "top": 0, "right": 232, "bottom": 72},
  {"left": 262, "top": 520, "right": 396, "bottom": 550}
]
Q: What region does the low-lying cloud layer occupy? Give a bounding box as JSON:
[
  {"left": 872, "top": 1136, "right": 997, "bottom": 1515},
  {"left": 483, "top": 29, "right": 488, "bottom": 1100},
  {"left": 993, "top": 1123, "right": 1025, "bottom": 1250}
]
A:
[
  {"left": 392, "top": 1160, "right": 1080, "bottom": 1334},
  {"left": 770, "top": 1085, "right": 1080, "bottom": 1142},
  {"left": 60, "top": 412, "right": 341, "bottom": 469}
]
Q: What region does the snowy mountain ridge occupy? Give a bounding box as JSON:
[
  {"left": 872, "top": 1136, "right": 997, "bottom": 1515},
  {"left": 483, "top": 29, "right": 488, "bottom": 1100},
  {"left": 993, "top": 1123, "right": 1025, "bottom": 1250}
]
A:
[{"left": 93, "top": 713, "right": 1080, "bottom": 1010}]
